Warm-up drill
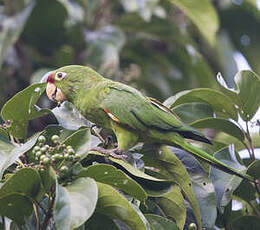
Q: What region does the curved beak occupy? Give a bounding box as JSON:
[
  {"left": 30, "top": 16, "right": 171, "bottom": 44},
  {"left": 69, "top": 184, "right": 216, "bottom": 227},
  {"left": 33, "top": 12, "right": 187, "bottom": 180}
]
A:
[{"left": 46, "top": 73, "right": 66, "bottom": 103}]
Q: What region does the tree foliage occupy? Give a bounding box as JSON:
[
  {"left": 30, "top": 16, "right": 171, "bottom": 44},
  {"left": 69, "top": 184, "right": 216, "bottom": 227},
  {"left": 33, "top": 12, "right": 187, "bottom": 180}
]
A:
[{"left": 0, "top": 0, "right": 260, "bottom": 229}]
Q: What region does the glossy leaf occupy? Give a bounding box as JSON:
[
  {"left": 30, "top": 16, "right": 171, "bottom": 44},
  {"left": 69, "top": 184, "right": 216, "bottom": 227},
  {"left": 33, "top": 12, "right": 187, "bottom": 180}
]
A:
[
  {"left": 142, "top": 145, "right": 202, "bottom": 230},
  {"left": 62, "top": 127, "right": 91, "bottom": 158},
  {"left": 247, "top": 160, "right": 260, "bottom": 179},
  {"left": 78, "top": 164, "right": 147, "bottom": 201},
  {"left": 88, "top": 151, "right": 166, "bottom": 182},
  {"left": 172, "top": 102, "right": 214, "bottom": 124},
  {"left": 0, "top": 133, "right": 40, "bottom": 179},
  {"left": 172, "top": 147, "right": 217, "bottom": 229},
  {"left": 0, "top": 128, "right": 9, "bottom": 140},
  {"left": 54, "top": 183, "right": 70, "bottom": 230},
  {"left": 85, "top": 213, "right": 119, "bottom": 230},
  {"left": 65, "top": 177, "right": 98, "bottom": 229},
  {"left": 190, "top": 117, "right": 245, "bottom": 141},
  {"left": 231, "top": 216, "right": 260, "bottom": 230},
  {"left": 0, "top": 137, "right": 14, "bottom": 180},
  {"left": 164, "top": 88, "right": 238, "bottom": 120},
  {"left": 52, "top": 101, "right": 90, "bottom": 130},
  {"left": 168, "top": 0, "right": 219, "bottom": 46},
  {"left": 210, "top": 146, "right": 245, "bottom": 213},
  {"left": 217, "top": 70, "right": 260, "bottom": 121},
  {"left": 0, "top": 193, "right": 33, "bottom": 225},
  {"left": 0, "top": 168, "right": 44, "bottom": 201},
  {"left": 0, "top": 2, "right": 34, "bottom": 69},
  {"left": 145, "top": 214, "right": 179, "bottom": 230},
  {"left": 39, "top": 166, "right": 56, "bottom": 193},
  {"left": 1, "top": 83, "right": 50, "bottom": 138},
  {"left": 96, "top": 182, "right": 151, "bottom": 230},
  {"left": 156, "top": 185, "right": 186, "bottom": 230}
]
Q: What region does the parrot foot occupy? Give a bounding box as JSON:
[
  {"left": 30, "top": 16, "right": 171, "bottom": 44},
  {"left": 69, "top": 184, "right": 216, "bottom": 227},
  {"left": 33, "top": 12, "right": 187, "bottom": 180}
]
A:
[{"left": 90, "top": 147, "right": 127, "bottom": 159}]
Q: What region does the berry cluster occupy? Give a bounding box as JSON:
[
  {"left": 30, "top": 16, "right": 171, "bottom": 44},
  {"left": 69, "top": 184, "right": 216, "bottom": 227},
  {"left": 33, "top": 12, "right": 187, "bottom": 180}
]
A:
[{"left": 31, "top": 134, "right": 80, "bottom": 173}]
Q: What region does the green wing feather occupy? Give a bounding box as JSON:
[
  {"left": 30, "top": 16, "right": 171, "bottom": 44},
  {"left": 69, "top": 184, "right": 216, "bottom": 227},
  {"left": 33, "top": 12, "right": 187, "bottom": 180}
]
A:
[{"left": 102, "top": 84, "right": 210, "bottom": 143}]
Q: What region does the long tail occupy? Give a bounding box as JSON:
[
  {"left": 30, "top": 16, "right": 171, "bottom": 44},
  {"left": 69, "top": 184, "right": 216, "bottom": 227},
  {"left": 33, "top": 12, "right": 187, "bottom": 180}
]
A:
[{"left": 172, "top": 137, "right": 254, "bottom": 182}]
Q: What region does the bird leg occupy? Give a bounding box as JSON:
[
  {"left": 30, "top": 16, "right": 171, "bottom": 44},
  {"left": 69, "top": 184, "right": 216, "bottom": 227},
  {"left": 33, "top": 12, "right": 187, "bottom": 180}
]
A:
[{"left": 90, "top": 146, "right": 127, "bottom": 159}]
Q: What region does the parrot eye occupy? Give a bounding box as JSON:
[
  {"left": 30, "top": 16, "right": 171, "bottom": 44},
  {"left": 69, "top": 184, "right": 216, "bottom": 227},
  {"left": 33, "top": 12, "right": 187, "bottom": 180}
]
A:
[{"left": 55, "top": 72, "right": 66, "bottom": 81}]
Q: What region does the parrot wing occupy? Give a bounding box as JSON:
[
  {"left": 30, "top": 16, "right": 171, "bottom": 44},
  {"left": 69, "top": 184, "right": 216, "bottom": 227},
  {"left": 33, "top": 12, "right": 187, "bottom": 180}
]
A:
[{"left": 102, "top": 84, "right": 211, "bottom": 144}]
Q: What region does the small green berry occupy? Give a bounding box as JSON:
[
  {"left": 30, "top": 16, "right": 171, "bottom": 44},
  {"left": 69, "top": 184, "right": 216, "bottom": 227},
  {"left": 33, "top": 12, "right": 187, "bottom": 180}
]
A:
[
  {"left": 60, "top": 165, "right": 69, "bottom": 173},
  {"left": 64, "top": 153, "right": 70, "bottom": 160},
  {"left": 42, "top": 157, "right": 50, "bottom": 165},
  {"left": 74, "top": 154, "right": 80, "bottom": 160},
  {"left": 40, "top": 146, "right": 48, "bottom": 153},
  {"left": 188, "top": 223, "right": 197, "bottom": 230},
  {"left": 51, "top": 135, "right": 60, "bottom": 143},
  {"left": 40, "top": 155, "right": 46, "bottom": 161},
  {"left": 33, "top": 146, "right": 41, "bottom": 153},
  {"left": 52, "top": 153, "right": 63, "bottom": 161},
  {"left": 38, "top": 135, "right": 46, "bottom": 143},
  {"left": 66, "top": 145, "right": 73, "bottom": 150},
  {"left": 67, "top": 148, "right": 75, "bottom": 155},
  {"left": 35, "top": 151, "right": 42, "bottom": 158}
]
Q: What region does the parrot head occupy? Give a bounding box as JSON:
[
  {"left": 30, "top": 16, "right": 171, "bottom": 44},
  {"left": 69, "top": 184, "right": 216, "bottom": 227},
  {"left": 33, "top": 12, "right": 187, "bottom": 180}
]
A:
[
  {"left": 46, "top": 65, "right": 101, "bottom": 103},
  {"left": 46, "top": 71, "right": 67, "bottom": 103}
]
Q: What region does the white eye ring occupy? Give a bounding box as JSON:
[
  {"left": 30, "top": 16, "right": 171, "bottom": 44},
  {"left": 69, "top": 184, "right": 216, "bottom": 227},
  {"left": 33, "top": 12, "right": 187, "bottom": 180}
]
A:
[{"left": 55, "top": 72, "right": 67, "bottom": 81}]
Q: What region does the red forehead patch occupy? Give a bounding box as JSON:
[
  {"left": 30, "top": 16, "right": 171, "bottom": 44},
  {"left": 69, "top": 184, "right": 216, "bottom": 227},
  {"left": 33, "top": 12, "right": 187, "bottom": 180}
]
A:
[{"left": 47, "top": 73, "right": 54, "bottom": 83}]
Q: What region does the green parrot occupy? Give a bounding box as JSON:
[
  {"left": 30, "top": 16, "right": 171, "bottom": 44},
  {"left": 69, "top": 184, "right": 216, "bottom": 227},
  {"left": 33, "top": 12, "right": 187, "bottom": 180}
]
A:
[{"left": 46, "top": 65, "right": 254, "bottom": 182}]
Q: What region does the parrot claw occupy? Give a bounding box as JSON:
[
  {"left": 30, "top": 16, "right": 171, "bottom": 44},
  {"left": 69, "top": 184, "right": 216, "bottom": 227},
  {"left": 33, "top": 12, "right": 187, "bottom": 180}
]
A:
[{"left": 90, "top": 147, "right": 127, "bottom": 159}]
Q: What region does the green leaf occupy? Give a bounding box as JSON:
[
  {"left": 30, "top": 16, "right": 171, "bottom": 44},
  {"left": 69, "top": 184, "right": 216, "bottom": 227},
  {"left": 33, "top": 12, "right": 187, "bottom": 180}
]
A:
[
  {"left": 164, "top": 88, "right": 238, "bottom": 120},
  {"left": 85, "top": 213, "right": 119, "bottom": 230},
  {"left": 0, "top": 2, "right": 35, "bottom": 69},
  {"left": 172, "top": 102, "right": 214, "bottom": 124},
  {"left": 156, "top": 185, "right": 186, "bottom": 230},
  {"left": 0, "top": 128, "right": 9, "bottom": 140},
  {"left": 1, "top": 83, "right": 50, "bottom": 139},
  {"left": 145, "top": 214, "right": 179, "bottom": 230},
  {"left": 142, "top": 145, "right": 202, "bottom": 230},
  {"left": 0, "top": 137, "right": 14, "bottom": 179},
  {"left": 231, "top": 216, "right": 260, "bottom": 230},
  {"left": 167, "top": 0, "right": 219, "bottom": 46},
  {"left": 247, "top": 160, "right": 260, "bottom": 179},
  {"left": 65, "top": 177, "right": 98, "bottom": 229},
  {"left": 41, "top": 125, "right": 75, "bottom": 144},
  {"left": 0, "top": 168, "right": 44, "bottom": 201},
  {"left": 0, "top": 193, "right": 33, "bottom": 225},
  {"left": 54, "top": 183, "right": 70, "bottom": 230},
  {"left": 88, "top": 151, "right": 166, "bottom": 182},
  {"left": 62, "top": 128, "right": 91, "bottom": 158},
  {"left": 233, "top": 71, "right": 260, "bottom": 120},
  {"left": 0, "top": 133, "right": 39, "bottom": 179},
  {"left": 78, "top": 164, "right": 147, "bottom": 201},
  {"left": 233, "top": 180, "right": 256, "bottom": 202},
  {"left": 210, "top": 146, "right": 245, "bottom": 213},
  {"left": 52, "top": 101, "right": 90, "bottom": 130},
  {"left": 173, "top": 148, "right": 217, "bottom": 229},
  {"left": 217, "top": 70, "right": 260, "bottom": 120},
  {"left": 96, "top": 182, "right": 151, "bottom": 230},
  {"left": 39, "top": 166, "right": 56, "bottom": 193},
  {"left": 190, "top": 117, "right": 245, "bottom": 141}
]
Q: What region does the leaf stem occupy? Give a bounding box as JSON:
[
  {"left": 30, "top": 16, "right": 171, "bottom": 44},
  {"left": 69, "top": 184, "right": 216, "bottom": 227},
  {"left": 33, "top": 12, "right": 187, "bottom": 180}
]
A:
[
  {"left": 245, "top": 121, "right": 255, "bottom": 161},
  {"left": 248, "top": 200, "right": 260, "bottom": 217},
  {"left": 33, "top": 202, "right": 41, "bottom": 230}
]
